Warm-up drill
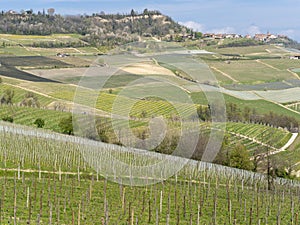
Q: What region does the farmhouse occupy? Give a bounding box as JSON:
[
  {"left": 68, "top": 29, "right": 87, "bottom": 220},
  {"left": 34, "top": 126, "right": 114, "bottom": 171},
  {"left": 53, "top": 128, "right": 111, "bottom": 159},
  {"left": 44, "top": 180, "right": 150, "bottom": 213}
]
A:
[
  {"left": 254, "top": 33, "right": 278, "bottom": 42},
  {"left": 254, "top": 34, "right": 268, "bottom": 41},
  {"left": 7, "top": 10, "right": 18, "bottom": 15},
  {"left": 290, "top": 55, "right": 300, "bottom": 60},
  {"left": 56, "top": 53, "right": 69, "bottom": 58},
  {"left": 203, "top": 33, "right": 214, "bottom": 38}
]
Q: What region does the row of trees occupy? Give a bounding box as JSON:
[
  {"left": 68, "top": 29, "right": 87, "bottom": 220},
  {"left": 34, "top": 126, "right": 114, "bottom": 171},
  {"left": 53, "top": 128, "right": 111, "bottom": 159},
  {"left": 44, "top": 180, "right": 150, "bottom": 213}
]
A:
[{"left": 197, "top": 102, "right": 299, "bottom": 131}]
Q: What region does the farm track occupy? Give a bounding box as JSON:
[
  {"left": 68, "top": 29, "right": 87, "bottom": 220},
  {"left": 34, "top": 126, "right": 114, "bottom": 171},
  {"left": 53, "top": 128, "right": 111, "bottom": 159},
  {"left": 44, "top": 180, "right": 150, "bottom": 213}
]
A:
[
  {"left": 216, "top": 127, "right": 298, "bottom": 156},
  {"left": 287, "top": 68, "right": 300, "bottom": 79},
  {"left": 255, "top": 59, "right": 281, "bottom": 71},
  {"left": 2, "top": 80, "right": 117, "bottom": 119},
  {"left": 0, "top": 37, "right": 40, "bottom": 56},
  {"left": 210, "top": 66, "right": 238, "bottom": 82},
  {"left": 226, "top": 130, "right": 278, "bottom": 151}
]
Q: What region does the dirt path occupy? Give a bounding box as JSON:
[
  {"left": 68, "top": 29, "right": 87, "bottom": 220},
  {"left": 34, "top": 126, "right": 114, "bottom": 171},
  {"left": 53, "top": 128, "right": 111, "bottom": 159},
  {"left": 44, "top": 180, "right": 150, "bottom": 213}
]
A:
[
  {"left": 279, "top": 133, "right": 298, "bottom": 151},
  {"left": 256, "top": 133, "right": 298, "bottom": 159},
  {"left": 0, "top": 37, "right": 40, "bottom": 56},
  {"left": 287, "top": 68, "right": 300, "bottom": 79},
  {"left": 210, "top": 66, "right": 238, "bottom": 82},
  {"left": 2, "top": 80, "right": 114, "bottom": 118},
  {"left": 71, "top": 47, "right": 83, "bottom": 54},
  {"left": 255, "top": 59, "right": 281, "bottom": 71},
  {"left": 4, "top": 82, "right": 60, "bottom": 100},
  {"left": 225, "top": 129, "right": 298, "bottom": 157},
  {"left": 226, "top": 130, "right": 278, "bottom": 151}
]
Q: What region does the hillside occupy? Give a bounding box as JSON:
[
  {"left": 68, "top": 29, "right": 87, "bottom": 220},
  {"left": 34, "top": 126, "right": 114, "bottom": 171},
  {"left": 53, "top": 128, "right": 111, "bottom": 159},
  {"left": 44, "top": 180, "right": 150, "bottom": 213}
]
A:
[{"left": 0, "top": 9, "right": 188, "bottom": 47}]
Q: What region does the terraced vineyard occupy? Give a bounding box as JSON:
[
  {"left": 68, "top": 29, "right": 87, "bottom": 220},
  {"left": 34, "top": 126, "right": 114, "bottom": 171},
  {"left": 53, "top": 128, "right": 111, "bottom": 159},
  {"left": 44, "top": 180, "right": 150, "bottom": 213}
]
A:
[
  {"left": 224, "top": 122, "right": 292, "bottom": 152},
  {"left": 0, "top": 83, "right": 53, "bottom": 106},
  {"left": 0, "top": 105, "right": 69, "bottom": 131}
]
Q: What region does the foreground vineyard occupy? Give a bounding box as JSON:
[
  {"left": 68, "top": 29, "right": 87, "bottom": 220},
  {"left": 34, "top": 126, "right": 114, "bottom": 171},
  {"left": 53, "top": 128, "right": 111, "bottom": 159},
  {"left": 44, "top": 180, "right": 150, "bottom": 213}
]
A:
[{"left": 0, "top": 122, "right": 300, "bottom": 224}]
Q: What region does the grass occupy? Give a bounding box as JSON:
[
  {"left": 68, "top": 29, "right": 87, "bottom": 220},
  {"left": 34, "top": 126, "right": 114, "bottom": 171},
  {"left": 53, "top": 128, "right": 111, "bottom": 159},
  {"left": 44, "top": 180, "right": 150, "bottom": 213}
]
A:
[
  {"left": 204, "top": 59, "right": 294, "bottom": 84},
  {"left": 0, "top": 83, "right": 53, "bottom": 106},
  {"left": 0, "top": 46, "right": 33, "bottom": 56},
  {"left": 0, "top": 33, "right": 84, "bottom": 45},
  {"left": 261, "top": 59, "right": 300, "bottom": 70},
  {"left": 0, "top": 105, "right": 69, "bottom": 132},
  {"left": 206, "top": 45, "right": 285, "bottom": 55}
]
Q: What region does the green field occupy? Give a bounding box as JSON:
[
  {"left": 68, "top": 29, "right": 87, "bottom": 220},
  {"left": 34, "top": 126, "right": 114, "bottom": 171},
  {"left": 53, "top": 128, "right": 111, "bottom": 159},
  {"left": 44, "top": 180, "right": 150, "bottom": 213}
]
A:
[
  {"left": 206, "top": 45, "right": 288, "bottom": 56},
  {"left": 204, "top": 59, "right": 294, "bottom": 84}
]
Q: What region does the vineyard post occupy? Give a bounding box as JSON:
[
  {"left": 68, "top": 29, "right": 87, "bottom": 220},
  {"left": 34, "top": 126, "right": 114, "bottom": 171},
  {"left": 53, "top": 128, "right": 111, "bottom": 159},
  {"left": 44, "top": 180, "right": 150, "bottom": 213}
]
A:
[
  {"left": 166, "top": 213, "right": 170, "bottom": 225},
  {"left": 49, "top": 203, "right": 52, "bottom": 225},
  {"left": 27, "top": 186, "right": 30, "bottom": 208},
  {"left": 156, "top": 208, "right": 159, "bottom": 225},
  {"left": 148, "top": 199, "right": 151, "bottom": 223},
  {"left": 131, "top": 206, "right": 134, "bottom": 225},
  {"left": 159, "top": 190, "right": 163, "bottom": 214},
  {"left": 14, "top": 174, "right": 17, "bottom": 225},
  {"left": 78, "top": 202, "right": 81, "bottom": 225},
  {"left": 28, "top": 188, "right": 32, "bottom": 224}
]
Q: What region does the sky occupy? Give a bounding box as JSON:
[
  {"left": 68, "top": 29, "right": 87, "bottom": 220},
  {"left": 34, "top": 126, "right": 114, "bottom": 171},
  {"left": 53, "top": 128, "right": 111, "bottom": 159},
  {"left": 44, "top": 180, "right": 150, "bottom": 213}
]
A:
[{"left": 1, "top": 0, "right": 300, "bottom": 41}]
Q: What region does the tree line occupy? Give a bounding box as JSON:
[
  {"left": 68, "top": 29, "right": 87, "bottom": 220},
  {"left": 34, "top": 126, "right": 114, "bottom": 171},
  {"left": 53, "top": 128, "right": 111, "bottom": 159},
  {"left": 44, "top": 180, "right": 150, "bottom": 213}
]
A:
[{"left": 198, "top": 102, "right": 299, "bottom": 132}]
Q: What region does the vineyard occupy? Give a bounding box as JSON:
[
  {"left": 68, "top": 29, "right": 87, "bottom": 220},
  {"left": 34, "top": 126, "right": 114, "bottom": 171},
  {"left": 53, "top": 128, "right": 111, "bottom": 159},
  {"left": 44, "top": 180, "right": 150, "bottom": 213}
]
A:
[
  {"left": 0, "top": 122, "right": 299, "bottom": 224},
  {"left": 224, "top": 122, "right": 292, "bottom": 152},
  {"left": 0, "top": 12, "right": 300, "bottom": 225}
]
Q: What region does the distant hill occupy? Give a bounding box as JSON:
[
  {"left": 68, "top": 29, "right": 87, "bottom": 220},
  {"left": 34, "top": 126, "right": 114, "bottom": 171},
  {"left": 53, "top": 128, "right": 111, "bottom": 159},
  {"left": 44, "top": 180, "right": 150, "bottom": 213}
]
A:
[{"left": 0, "top": 9, "right": 191, "bottom": 47}]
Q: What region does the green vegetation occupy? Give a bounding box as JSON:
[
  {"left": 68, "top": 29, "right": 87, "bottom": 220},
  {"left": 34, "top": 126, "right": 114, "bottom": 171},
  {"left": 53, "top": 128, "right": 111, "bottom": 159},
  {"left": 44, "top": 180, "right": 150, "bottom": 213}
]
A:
[
  {"left": 58, "top": 115, "right": 74, "bottom": 135},
  {"left": 33, "top": 118, "right": 45, "bottom": 128}
]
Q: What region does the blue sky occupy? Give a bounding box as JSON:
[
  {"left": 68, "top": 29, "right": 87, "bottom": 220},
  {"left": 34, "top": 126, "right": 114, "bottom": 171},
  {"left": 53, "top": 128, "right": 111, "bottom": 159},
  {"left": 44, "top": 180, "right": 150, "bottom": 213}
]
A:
[{"left": 1, "top": 0, "right": 300, "bottom": 41}]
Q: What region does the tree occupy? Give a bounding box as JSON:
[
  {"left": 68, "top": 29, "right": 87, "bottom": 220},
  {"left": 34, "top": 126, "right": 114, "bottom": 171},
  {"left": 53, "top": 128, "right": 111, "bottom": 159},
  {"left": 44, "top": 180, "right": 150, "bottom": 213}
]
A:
[
  {"left": 0, "top": 89, "right": 14, "bottom": 105},
  {"left": 229, "top": 143, "right": 254, "bottom": 170},
  {"left": 59, "top": 115, "right": 73, "bottom": 135},
  {"left": 194, "top": 32, "right": 202, "bottom": 39},
  {"left": 47, "top": 8, "right": 55, "bottom": 16},
  {"left": 2, "top": 116, "right": 13, "bottom": 123},
  {"left": 20, "top": 92, "right": 40, "bottom": 108},
  {"left": 130, "top": 9, "right": 136, "bottom": 17},
  {"left": 34, "top": 118, "right": 45, "bottom": 128},
  {"left": 143, "top": 8, "right": 149, "bottom": 15},
  {"left": 214, "top": 135, "right": 231, "bottom": 166}
]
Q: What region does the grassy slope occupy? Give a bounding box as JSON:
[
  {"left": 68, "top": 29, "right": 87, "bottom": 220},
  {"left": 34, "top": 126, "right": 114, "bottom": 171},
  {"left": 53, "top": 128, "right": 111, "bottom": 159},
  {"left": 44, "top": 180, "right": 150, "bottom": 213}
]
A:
[{"left": 201, "top": 45, "right": 300, "bottom": 85}]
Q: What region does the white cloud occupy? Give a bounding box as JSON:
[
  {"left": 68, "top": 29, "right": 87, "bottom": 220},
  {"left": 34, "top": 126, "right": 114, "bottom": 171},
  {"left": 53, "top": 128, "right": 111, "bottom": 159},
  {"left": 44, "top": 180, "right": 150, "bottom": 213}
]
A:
[
  {"left": 179, "top": 21, "right": 236, "bottom": 35},
  {"left": 279, "top": 29, "right": 300, "bottom": 41},
  {"left": 245, "top": 25, "right": 261, "bottom": 36},
  {"left": 206, "top": 26, "right": 236, "bottom": 34},
  {"left": 179, "top": 21, "right": 205, "bottom": 32}
]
